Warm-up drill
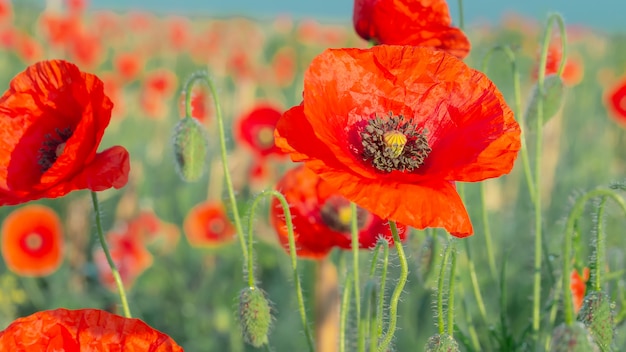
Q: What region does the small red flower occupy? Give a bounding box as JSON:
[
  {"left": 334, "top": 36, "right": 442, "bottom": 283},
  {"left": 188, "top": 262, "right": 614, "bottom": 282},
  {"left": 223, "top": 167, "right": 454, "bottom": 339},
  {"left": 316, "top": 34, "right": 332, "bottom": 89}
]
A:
[
  {"left": 0, "top": 60, "right": 130, "bottom": 206},
  {"left": 178, "top": 85, "right": 211, "bottom": 122},
  {"left": 607, "top": 76, "right": 626, "bottom": 126},
  {"left": 184, "top": 201, "right": 236, "bottom": 248},
  {"left": 353, "top": 0, "right": 471, "bottom": 59},
  {"left": 0, "top": 308, "right": 183, "bottom": 351},
  {"left": 275, "top": 46, "right": 520, "bottom": 237},
  {"left": 237, "top": 105, "right": 286, "bottom": 158},
  {"left": 532, "top": 42, "right": 584, "bottom": 87},
  {"left": 94, "top": 225, "right": 153, "bottom": 290},
  {"left": 1, "top": 204, "right": 64, "bottom": 277},
  {"left": 114, "top": 52, "right": 142, "bottom": 82},
  {"left": 570, "top": 267, "right": 590, "bottom": 314},
  {"left": 271, "top": 165, "right": 407, "bottom": 259}
]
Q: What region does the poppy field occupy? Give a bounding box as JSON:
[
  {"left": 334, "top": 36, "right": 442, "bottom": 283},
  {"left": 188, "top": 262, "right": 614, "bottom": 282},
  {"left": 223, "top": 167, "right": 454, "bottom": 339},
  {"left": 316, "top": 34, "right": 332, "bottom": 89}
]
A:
[{"left": 1, "top": 0, "right": 626, "bottom": 351}]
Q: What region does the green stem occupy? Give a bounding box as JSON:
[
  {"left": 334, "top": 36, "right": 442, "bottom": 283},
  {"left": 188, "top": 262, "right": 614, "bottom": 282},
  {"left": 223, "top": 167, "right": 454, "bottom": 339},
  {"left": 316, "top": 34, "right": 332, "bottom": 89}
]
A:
[
  {"left": 369, "top": 286, "right": 379, "bottom": 352},
  {"left": 437, "top": 239, "right": 452, "bottom": 335},
  {"left": 464, "top": 239, "right": 488, "bottom": 323},
  {"left": 200, "top": 71, "right": 248, "bottom": 264},
  {"left": 368, "top": 240, "right": 384, "bottom": 277},
  {"left": 90, "top": 191, "right": 131, "bottom": 318},
  {"left": 479, "top": 183, "right": 497, "bottom": 280},
  {"left": 593, "top": 197, "right": 608, "bottom": 292},
  {"left": 457, "top": 0, "right": 464, "bottom": 30},
  {"left": 377, "top": 222, "right": 408, "bottom": 352},
  {"left": 351, "top": 202, "right": 364, "bottom": 352},
  {"left": 258, "top": 190, "right": 315, "bottom": 351},
  {"left": 339, "top": 276, "right": 353, "bottom": 352},
  {"left": 377, "top": 240, "right": 389, "bottom": 338},
  {"left": 446, "top": 240, "right": 457, "bottom": 336},
  {"left": 561, "top": 188, "right": 626, "bottom": 326}
]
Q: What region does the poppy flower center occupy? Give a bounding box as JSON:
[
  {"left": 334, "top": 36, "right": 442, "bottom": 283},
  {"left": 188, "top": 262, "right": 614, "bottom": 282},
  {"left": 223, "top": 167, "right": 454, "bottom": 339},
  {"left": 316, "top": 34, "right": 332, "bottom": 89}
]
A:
[
  {"left": 320, "top": 196, "right": 368, "bottom": 233},
  {"left": 38, "top": 127, "right": 73, "bottom": 172},
  {"left": 24, "top": 232, "right": 44, "bottom": 252},
  {"left": 256, "top": 126, "right": 275, "bottom": 148},
  {"left": 207, "top": 218, "right": 225, "bottom": 236},
  {"left": 360, "top": 114, "right": 431, "bottom": 173}
]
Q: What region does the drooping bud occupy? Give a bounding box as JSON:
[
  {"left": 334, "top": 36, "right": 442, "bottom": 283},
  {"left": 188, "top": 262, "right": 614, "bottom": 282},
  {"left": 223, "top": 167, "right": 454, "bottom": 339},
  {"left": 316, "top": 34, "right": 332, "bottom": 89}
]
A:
[
  {"left": 172, "top": 116, "right": 209, "bottom": 182},
  {"left": 550, "top": 322, "right": 598, "bottom": 352},
  {"left": 424, "top": 334, "right": 460, "bottom": 352},
  {"left": 238, "top": 286, "right": 272, "bottom": 347},
  {"left": 525, "top": 74, "right": 565, "bottom": 131},
  {"left": 577, "top": 291, "right": 615, "bottom": 351}
]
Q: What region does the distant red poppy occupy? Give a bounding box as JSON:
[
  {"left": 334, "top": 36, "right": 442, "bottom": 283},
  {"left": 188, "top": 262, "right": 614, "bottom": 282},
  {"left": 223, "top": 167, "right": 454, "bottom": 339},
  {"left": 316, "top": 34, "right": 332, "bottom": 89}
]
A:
[
  {"left": 532, "top": 42, "right": 584, "bottom": 86},
  {"left": 0, "top": 0, "right": 12, "bottom": 23},
  {"left": 570, "top": 267, "right": 589, "bottom": 314},
  {"left": 68, "top": 30, "right": 104, "bottom": 69},
  {"left": 0, "top": 60, "right": 130, "bottom": 206},
  {"left": 166, "top": 16, "right": 191, "bottom": 50},
  {"left": 39, "top": 14, "right": 81, "bottom": 48},
  {"left": 129, "top": 210, "right": 180, "bottom": 254},
  {"left": 0, "top": 308, "right": 183, "bottom": 351},
  {"left": 66, "top": 0, "right": 88, "bottom": 14},
  {"left": 94, "top": 225, "right": 153, "bottom": 290},
  {"left": 353, "top": 0, "right": 470, "bottom": 59},
  {"left": 238, "top": 105, "right": 286, "bottom": 158},
  {"left": 275, "top": 46, "right": 520, "bottom": 237},
  {"left": 183, "top": 201, "right": 236, "bottom": 248},
  {"left": 271, "top": 165, "right": 406, "bottom": 259},
  {"left": 271, "top": 47, "right": 296, "bottom": 87},
  {"left": 144, "top": 69, "right": 177, "bottom": 97},
  {"left": 178, "top": 85, "right": 211, "bottom": 122},
  {"left": 1, "top": 204, "right": 64, "bottom": 277},
  {"left": 114, "top": 52, "right": 142, "bottom": 82},
  {"left": 15, "top": 33, "right": 43, "bottom": 63},
  {"left": 607, "top": 76, "right": 626, "bottom": 126}
]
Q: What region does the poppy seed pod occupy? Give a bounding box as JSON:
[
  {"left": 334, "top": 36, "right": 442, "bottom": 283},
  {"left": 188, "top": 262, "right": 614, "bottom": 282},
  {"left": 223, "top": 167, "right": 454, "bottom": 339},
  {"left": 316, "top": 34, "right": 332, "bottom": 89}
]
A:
[{"left": 172, "top": 116, "right": 209, "bottom": 182}]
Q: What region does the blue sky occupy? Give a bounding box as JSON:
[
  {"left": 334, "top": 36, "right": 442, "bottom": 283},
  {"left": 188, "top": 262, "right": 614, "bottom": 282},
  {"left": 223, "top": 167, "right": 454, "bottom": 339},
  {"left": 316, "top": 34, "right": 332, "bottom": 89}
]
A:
[{"left": 90, "top": 0, "right": 625, "bottom": 32}]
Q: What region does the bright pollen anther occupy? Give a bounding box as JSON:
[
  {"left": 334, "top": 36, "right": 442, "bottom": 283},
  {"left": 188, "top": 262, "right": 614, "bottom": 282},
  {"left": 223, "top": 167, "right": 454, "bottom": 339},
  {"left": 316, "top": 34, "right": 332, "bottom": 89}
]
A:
[
  {"left": 337, "top": 206, "right": 353, "bottom": 226},
  {"left": 383, "top": 131, "right": 407, "bottom": 158}
]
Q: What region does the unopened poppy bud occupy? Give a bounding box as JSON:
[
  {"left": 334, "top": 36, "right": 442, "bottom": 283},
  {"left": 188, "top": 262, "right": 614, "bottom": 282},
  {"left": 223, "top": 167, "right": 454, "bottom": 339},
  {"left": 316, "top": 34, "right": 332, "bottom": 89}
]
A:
[
  {"left": 172, "top": 116, "right": 209, "bottom": 182},
  {"left": 424, "top": 334, "right": 460, "bottom": 352},
  {"left": 525, "top": 74, "right": 565, "bottom": 131},
  {"left": 238, "top": 286, "right": 272, "bottom": 347},
  {"left": 550, "top": 322, "right": 598, "bottom": 352},
  {"left": 577, "top": 291, "right": 615, "bottom": 351}
]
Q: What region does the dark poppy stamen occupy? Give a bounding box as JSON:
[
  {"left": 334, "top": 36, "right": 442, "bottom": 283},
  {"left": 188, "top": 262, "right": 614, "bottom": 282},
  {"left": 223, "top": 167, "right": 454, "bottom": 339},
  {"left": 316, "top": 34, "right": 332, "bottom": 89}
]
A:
[
  {"left": 37, "top": 127, "right": 73, "bottom": 172},
  {"left": 320, "top": 196, "right": 368, "bottom": 233},
  {"left": 360, "top": 113, "right": 431, "bottom": 173}
]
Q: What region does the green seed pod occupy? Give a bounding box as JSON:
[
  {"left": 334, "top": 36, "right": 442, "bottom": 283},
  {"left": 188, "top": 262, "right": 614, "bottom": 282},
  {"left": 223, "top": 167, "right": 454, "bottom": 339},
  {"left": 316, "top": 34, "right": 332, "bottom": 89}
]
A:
[
  {"left": 172, "top": 116, "right": 209, "bottom": 182},
  {"left": 524, "top": 74, "right": 565, "bottom": 131},
  {"left": 424, "top": 334, "right": 460, "bottom": 352},
  {"left": 577, "top": 291, "right": 615, "bottom": 351},
  {"left": 238, "top": 286, "right": 272, "bottom": 347},
  {"left": 550, "top": 322, "right": 598, "bottom": 352}
]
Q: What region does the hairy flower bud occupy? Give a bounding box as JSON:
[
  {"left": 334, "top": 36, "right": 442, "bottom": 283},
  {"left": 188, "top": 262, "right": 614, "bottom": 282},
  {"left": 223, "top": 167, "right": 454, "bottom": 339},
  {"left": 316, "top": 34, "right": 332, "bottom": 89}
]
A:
[
  {"left": 425, "top": 334, "right": 460, "bottom": 352},
  {"left": 577, "top": 291, "right": 615, "bottom": 351},
  {"left": 525, "top": 74, "right": 565, "bottom": 131},
  {"left": 550, "top": 322, "right": 598, "bottom": 352},
  {"left": 238, "top": 286, "right": 272, "bottom": 347},
  {"left": 172, "top": 116, "right": 209, "bottom": 182}
]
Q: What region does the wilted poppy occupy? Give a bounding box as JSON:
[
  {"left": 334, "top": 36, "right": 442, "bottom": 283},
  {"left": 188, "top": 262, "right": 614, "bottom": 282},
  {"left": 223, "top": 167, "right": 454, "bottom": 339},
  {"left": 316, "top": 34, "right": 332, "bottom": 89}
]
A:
[
  {"left": 271, "top": 165, "right": 406, "bottom": 259},
  {"left": 606, "top": 76, "right": 626, "bottom": 126},
  {"left": 238, "top": 105, "right": 286, "bottom": 158},
  {"left": 0, "top": 308, "right": 183, "bottom": 351},
  {"left": 353, "top": 0, "right": 470, "bottom": 59},
  {"left": 93, "top": 225, "right": 153, "bottom": 290},
  {"left": 570, "top": 267, "right": 589, "bottom": 314},
  {"left": 0, "top": 60, "right": 130, "bottom": 206},
  {"left": 1, "top": 204, "right": 64, "bottom": 276},
  {"left": 275, "top": 46, "right": 520, "bottom": 237},
  {"left": 183, "top": 201, "right": 236, "bottom": 248}
]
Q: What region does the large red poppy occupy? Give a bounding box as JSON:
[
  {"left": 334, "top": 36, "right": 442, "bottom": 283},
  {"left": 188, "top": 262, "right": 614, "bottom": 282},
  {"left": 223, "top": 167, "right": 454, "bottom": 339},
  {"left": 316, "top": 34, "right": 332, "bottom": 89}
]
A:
[
  {"left": 183, "top": 201, "right": 236, "bottom": 248},
  {"left": 0, "top": 60, "right": 130, "bottom": 206},
  {"left": 271, "top": 165, "right": 407, "bottom": 259},
  {"left": 1, "top": 204, "right": 64, "bottom": 276},
  {"left": 353, "top": 0, "right": 470, "bottom": 59},
  {"left": 0, "top": 308, "right": 183, "bottom": 351},
  {"left": 275, "top": 46, "right": 520, "bottom": 237}
]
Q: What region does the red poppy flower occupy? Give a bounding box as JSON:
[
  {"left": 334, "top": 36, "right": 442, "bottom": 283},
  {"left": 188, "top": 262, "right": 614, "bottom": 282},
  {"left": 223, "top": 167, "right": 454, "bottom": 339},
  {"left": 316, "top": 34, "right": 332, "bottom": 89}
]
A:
[
  {"left": 532, "top": 43, "right": 584, "bottom": 87},
  {"left": 114, "top": 52, "right": 142, "bottom": 82},
  {"left": 0, "top": 0, "right": 12, "bottom": 23},
  {"left": 183, "top": 201, "right": 236, "bottom": 248},
  {"left": 128, "top": 210, "right": 180, "bottom": 254},
  {"left": 1, "top": 204, "right": 63, "bottom": 277},
  {"left": 0, "top": 308, "right": 183, "bottom": 351},
  {"left": 178, "top": 85, "right": 211, "bottom": 123},
  {"left": 607, "top": 76, "right": 626, "bottom": 126},
  {"left": 144, "top": 69, "right": 177, "bottom": 98},
  {"left": 570, "top": 267, "right": 589, "bottom": 314},
  {"left": 353, "top": 0, "right": 470, "bottom": 59},
  {"left": 0, "top": 60, "right": 130, "bottom": 206},
  {"left": 238, "top": 105, "right": 286, "bottom": 158},
  {"left": 271, "top": 47, "right": 297, "bottom": 87},
  {"left": 275, "top": 46, "right": 520, "bottom": 237},
  {"left": 94, "top": 225, "right": 153, "bottom": 290},
  {"left": 271, "top": 165, "right": 406, "bottom": 259}
]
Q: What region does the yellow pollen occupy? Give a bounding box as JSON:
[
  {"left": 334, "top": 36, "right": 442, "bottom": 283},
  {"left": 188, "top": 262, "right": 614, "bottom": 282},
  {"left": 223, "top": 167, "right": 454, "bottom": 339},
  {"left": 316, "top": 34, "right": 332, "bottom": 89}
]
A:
[
  {"left": 337, "top": 206, "right": 353, "bottom": 226},
  {"left": 383, "top": 130, "right": 407, "bottom": 158},
  {"left": 257, "top": 126, "right": 275, "bottom": 147},
  {"left": 25, "top": 233, "right": 43, "bottom": 251},
  {"left": 55, "top": 142, "right": 66, "bottom": 157}
]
